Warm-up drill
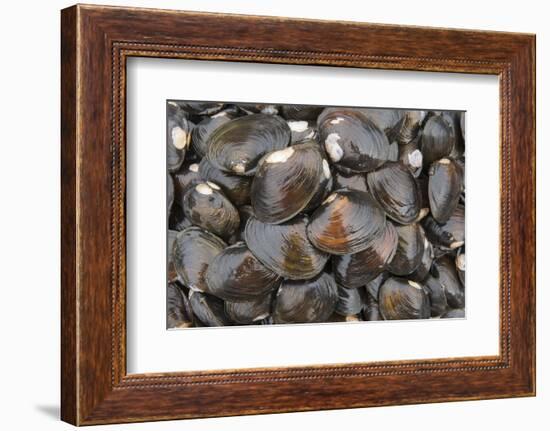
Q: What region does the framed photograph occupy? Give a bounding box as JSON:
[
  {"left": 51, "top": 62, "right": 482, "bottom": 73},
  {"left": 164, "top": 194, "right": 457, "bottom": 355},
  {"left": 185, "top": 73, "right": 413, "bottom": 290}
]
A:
[{"left": 61, "top": 4, "right": 536, "bottom": 425}]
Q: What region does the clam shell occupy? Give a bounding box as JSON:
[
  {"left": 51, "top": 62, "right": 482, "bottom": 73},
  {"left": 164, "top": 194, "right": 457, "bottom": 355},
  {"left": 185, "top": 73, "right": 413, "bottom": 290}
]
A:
[
  {"left": 332, "top": 170, "right": 368, "bottom": 192},
  {"left": 191, "top": 111, "right": 233, "bottom": 157},
  {"left": 390, "top": 110, "right": 427, "bottom": 145},
  {"left": 205, "top": 242, "right": 281, "bottom": 302},
  {"left": 365, "top": 272, "right": 389, "bottom": 300},
  {"left": 173, "top": 161, "right": 201, "bottom": 205},
  {"left": 433, "top": 256, "right": 465, "bottom": 309},
  {"left": 422, "top": 203, "right": 465, "bottom": 250},
  {"left": 441, "top": 308, "right": 465, "bottom": 318},
  {"left": 363, "top": 290, "right": 382, "bottom": 321},
  {"left": 378, "top": 277, "right": 430, "bottom": 320},
  {"left": 225, "top": 294, "right": 273, "bottom": 324},
  {"left": 273, "top": 272, "right": 338, "bottom": 324},
  {"left": 280, "top": 105, "right": 323, "bottom": 121},
  {"left": 356, "top": 108, "right": 403, "bottom": 134},
  {"left": 189, "top": 290, "right": 231, "bottom": 326},
  {"left": 456, "top": 248, "right": 465, "bottom": 286},
  {"left": 198, "top": 159, "right": 252, "bottom": 206},
  {"left": 168, "top": 204, "right": 192, "bottom": 232},
  {"left": 386, "top": 223, "right": 426, "bottom": 276},
  {"left": 183, "top": 182, "right": 240, "bottom": 240},
  {"left": 332, "top": 222, "right": 398, "bottom": 288},
  {"left": 428, "top": 158, "right": 463, "bottom": 223},
  {"left": 318, "top": 109, "right": 390, "bottom": 172},
  {"left": 367, "top": 161, "right": 421, "bottom": 224},
  {"left": 423, "top": 274, "right": 448, "bottom": 317},
  {"left": 167, "top": 175, "right": 175, "bottom": 213},
  {"left": 172, "top": 227, "right": 227, "bottom": 292},
  {"left": 245, "top": 215, "right": 329, "bottom": 280},
  {"left": 307, "top": 189, "right": 387, "bottom": 255},
  {"left": 335, "top": 284, "right": 366, "bottom": 316},
  {"left": 167, "top": 282, "right": 193, "bottom": 328},
  {"left": 206, "top": 114, "right": 291, "bottom": 176},
  {"left": 167, "top": 109, "right": 193, "bottom": 173},
  {"left": 408, "top": 236, "right": 434, "bottom": 282},
  {"left": 398, "top": 137, "right": 423, "bottom": 177},
  {"left": 287, "top": 120, "right": 317, "bottom": 144},
  {"left": 251, "top": 142, "right": 327, "bottom": 224},
  {"left": 420, "top": 114, "right": 455, "bottom": 165},
  {"left": 304, "top": 158, "right": 333, "bottom": 212},
  {"left": 177, "top": 101, "right": 224, "bottom": 116}
]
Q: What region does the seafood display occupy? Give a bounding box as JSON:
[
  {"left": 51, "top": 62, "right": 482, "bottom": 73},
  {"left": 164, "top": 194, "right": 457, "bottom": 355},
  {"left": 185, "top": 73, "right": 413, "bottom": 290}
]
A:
[{"left": 166, "top": 101, "right": 466, "bottom": 328}]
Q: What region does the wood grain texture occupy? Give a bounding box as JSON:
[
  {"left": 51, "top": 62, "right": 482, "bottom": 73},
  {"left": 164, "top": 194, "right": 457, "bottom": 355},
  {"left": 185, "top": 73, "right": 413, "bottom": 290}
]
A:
[{"left": 60, "top": 4, "right": 536, "bottom": 425}]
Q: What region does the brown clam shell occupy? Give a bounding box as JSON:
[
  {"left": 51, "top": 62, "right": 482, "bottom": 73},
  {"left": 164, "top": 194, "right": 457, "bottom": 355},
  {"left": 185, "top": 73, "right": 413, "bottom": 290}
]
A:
[
  {"left": 332, "top": 222, "right": 398, "bottom": 288},
  {"left": 205, "top": 242, "right": 281, "bottom": 302},
  {"left": 245, "top": 215, "right": 329, "bottom": 280},
  {"left": 367, "top": 161, "right": 421, "bottom": 224},
  {"left": 172, "top": 227, "right": 227, "bottom": 292},
  {"left": 273, "top": 272, "right": 338, "bottom": 324},
  {"left": 378, "top": 277, "right": 430, "bottom": 320},
  {"left": 420, "top": 114, "right": 455, "bottom": 165},
  {"left": 307, "top": 189, "right": 387, "bottom": 255},
  {"left": 206, "top": 114, "right": 291, "bottom": 176},
  {"left": 386, "top": 223, "right": 426, "bottom": 276},
  {"left": 182, "top": 182, "right": 240, "bottom": 240},
  {"left": 251, "top": 142, "right": 328, "bottom": 224},
  {"left": 428, "top": 158, "right": 463, "bottom": 223}
]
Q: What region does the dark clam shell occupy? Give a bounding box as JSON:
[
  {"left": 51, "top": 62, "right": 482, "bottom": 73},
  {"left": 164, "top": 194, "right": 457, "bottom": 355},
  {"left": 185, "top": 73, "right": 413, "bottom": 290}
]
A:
[
  {"left": 318, "top": 109, "right": 390, "bottom": 172},
  {"left": 307, "top": 189, "right": 387, "bottom": 255},
  {"left": 205, "top": 242, "right": 281, "bottom": 302},
  {"left": 378, "top": 277, "right": 430, "bottom": 320},
  {"left": 225, "top": 294, "right": 273, "bottom": 324},
  {"left": 423, "top": 274, "right": 448, "bottom": 317},
  {"left": 357, "top": 108, "right": 403, "bottom": 134},
  {"left": 240, "top": 104, "right": 280, "bottom": 115},
  {"left": 273, "top": 272, "right": 338, "bottom": 324},
  {"left": 390, "top": 110, "right": 427, "bottom": 145},
  {"left": 332, "top": 222, "right": 398, "bottom": 288},
  {"left": 251, "top": 142, "right": 327, "bottom": 224},
  {"left": 304, "top": 158, "right": 333, "bottom": 212},
  {"left": 280, "top": 105, "right": 323, "bottom": 121},
  {"left": 167, "top": 230, "right": 179, "bottom": 282},
  {"left": 365, "top": 272, "right": 389, "bottom": 300},
  {"left": 335, "top": 284, "right": 366, "bottom": 316},
  {"left": 172, "top": 227, "right": 227, "bottom": 292},
  {"left": 188, "top": 290, "right": 231, "bottom": 326},
  {"left": 245, "top": 215, "right": 329, "bottom": 280},
  {"left": 363, "top": 289, "right": 382, "bottom": 321},
  {"left": 386, "top": 223, "right": 426, "bottom": 276},
  {"left": 167, "top": 175, "right": 175, "bottom": 213},
  {"left": 433, "top": 256, "right": 465, "bottom": 309},
  {"left": 428, "top": 158, "right": 463, "bottom": 223},
  {"left": 191, "top": 111, "right": 233, "bottom": 157},
  {"left": 422, "top": 203, "right": 465, "bottom": 250},
  {"left": 182, "top": 182, "right": 240, "bottom": 240},
  {"left": 408, "top": 237, "right": 434, "bottom": 282},
  {"left": 367, "top": 162, "right": 421, "bottom": 224},
  {"left": 177, "top": 101, "right": 225, "bottom": 116},
  {"left": 167, "top": 108, "right": 193, "bottom": 173},
  {"left": 420, "top": 114, "right": 455, "bottom": 165},
  {"left": 456, "top": 248, "right": 465, "bottom": 286},
  {"left": 167, "top": 282, "right": 193, "bottom": 328},
  {"left": 332, "top": 170, "right": 368, "bottom": 192},
  {"left": 198, "top": 159, "right": 252, "bottom": 206},
  {"left": 173, "top": 161, "right": 201, "bottom": 204},
  {"left": 206, "top": 114, "right": 291, "bottom": 176},
  {"left": 168, "top": 204, "right": 193, "bottom": 232},
  {"left": 287, "top": 120, "right": 317, "bottom": 144},
  {"left": 398, "top": 138, "right": 423, "bottom": 177},
  {"left": 441, "top": 308, "right": 465, "bottom": 318},
  {"left": 447, "top": 112, "right": 465, "bottom": 158}
]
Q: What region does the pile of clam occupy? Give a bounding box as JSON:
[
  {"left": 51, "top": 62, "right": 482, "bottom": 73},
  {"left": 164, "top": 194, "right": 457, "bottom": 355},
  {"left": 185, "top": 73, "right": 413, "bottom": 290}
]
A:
[{"left": 166, "top": 101, "right": 465, "bottom": 328}]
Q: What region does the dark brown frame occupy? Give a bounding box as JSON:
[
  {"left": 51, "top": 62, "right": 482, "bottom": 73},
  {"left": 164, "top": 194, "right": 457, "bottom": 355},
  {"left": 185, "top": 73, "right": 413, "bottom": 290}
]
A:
[{"left": 61, "top": 4, "right": 536, "bottom": 426}]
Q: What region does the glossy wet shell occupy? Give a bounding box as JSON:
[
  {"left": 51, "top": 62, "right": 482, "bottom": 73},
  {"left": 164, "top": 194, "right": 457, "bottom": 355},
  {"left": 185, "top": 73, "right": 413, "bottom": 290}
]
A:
[
  {"left": 198, "top": 159, "right": 252, "bottom": 206},
  {"left": 206, "top": 114, "right": 291, "bottom": 176},
  {"left": 420, "top": 114, "right": 455, "bottom": 165},
  {"left": 433, "top": 256, "right": 465, "bottom": 309},
  {"left": 378, "top": 277, "right": 430, "bottom": 320},
  {"left": 205, "top": 242, "right": 281, "bottom": 302},
  {"left": 167, "top": 283, "right": 193, "bottom": 328},
  {"left": 172, "top": 227, "right": 227, "bottom": 292},
  {"left": 183, "top": 182, "right": 240, "bottom": 240},
  {"left": 318, "top": 109, "right": 390, "bottom": 172},
  {"left": 428, "top": 158, "right": 463, "bottom": 223},
  {"left": 386, "top": 223, "right": 426, "bottom": 276},
  {"left": 332, "top": 171, "right": 369, "bottom": 192},
  {"left": 303, "top": 158, "right": 333, "bottom": 212},
  {"left": 273, "top": 272, "right": 338, "bottom": 324},
  {"left": 367, "top": 162, "right": 421, "bottom": 224},
  {"left": 332, "top": 222, "right": 398, "bottom": 288},
  {"left": 335, "top": 284, "right": 366, "bottom": 316},
  {"left": 422, "top": 203, "right": 465, "bottom": 250},
  {"left": 251, "top": 143, "right": 326, "bottom": 224},
  {"left": 172, "top": 161, "right": 201, "bottom": 204},
  {"left": 245, "top": 215, "right": 329, "bottom": 280},
  {"left": 356, "top": 108, "right": 403, "bottom": 134},
  {"left": 365, "top": 272, "right": 389, "bottom": 300},
  {"left": 398, "top": 138, "right": 423, "bottom": 177},
  {"left": 191, "top": 112, "right": 233, "bottom": 157},
  {"left": 408, "top": 237, "right": 434, "bottom": 282},
  {"left": 225, "top": 294, "right": 273, "bottom": 324},
  {"left": 423, "top": 274, "right": 449, "bottom": 317},
  {"left": 390, "top": 110, "right": 427, "bottom": 144},
  {"left": 188, "top": 290, "right": 231, "bottom": 326},
  {"left": 307, "top": 189, "right": 387, "bottom": 255}
]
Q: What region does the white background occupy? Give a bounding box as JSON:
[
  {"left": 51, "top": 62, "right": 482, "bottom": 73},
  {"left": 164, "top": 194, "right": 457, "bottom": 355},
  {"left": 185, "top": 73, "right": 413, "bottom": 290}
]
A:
[
  {"left": 127, "top": 59, "right": 499, "bottom": 373},
  {"left": 0, "top": 0, "right": 547, "bottom": 430}
]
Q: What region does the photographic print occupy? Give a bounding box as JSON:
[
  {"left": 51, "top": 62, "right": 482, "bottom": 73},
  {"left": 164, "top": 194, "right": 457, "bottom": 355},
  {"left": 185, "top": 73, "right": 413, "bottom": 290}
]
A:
[{"left": 166, "top": 101, "right": 465, "bottom": 328}]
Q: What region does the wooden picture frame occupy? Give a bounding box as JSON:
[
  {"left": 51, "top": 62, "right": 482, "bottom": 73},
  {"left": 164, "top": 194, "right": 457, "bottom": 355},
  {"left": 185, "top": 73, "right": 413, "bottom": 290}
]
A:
[{"left": 61, "top": 4, "right": 536, "bottom": 425}]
